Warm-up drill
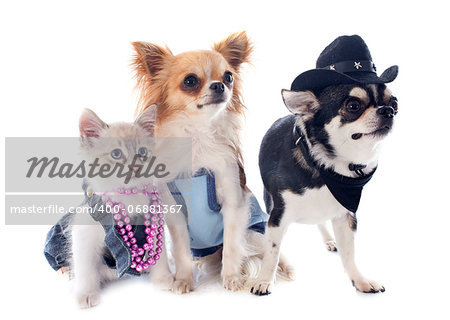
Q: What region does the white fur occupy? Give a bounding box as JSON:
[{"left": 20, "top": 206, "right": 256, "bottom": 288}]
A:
[
  {"left": 253, "top": 86, "right": 393, "bottom": 295},
  {"left": 70, "top": 191, "right": 175, "bottom": 308},
  {"left": 252, "top": 148, "right": 385, "bottom": 294},
  {"left": 157, "top": 182, "right": 194, "bottom": 293},
  {"left": 158, "top": 108, "right": 242, "bottom": 174},
  {"left": 253, "top": 186, "right": 384, "bottom": 294},
  {"left": 309, "top": 115, "right": 383, "bottom": 178},
  {"left": 70, "top": 107, "right": 177, "bottom": 308},
  {"left": 251, "top": 187, "right": 347, "bottom": 294},
  {"left": 318, "top": 223, "right": 337, "bottom": 251},
  {"left": 158, "top": 103, "right": 251, "bottom": 290},
  {"left": 282, "top": 188, "right": 348, "bottom": 224}
]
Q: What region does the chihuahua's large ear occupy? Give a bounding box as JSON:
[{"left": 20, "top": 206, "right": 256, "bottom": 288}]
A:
[
  {"left": 79, "top": 109, "right": 108, "bottom": 144},
  {"left": 213, "top": 31, "right": 252, "bottom": 70},
  {"left": 132, "top": 42, "right": 173, "bottom": 77},
  {"left": 281, "top": 89, "right": 320, "bottom": 119},
  {"left": 135, "top": 104, "right": 157, "bottom": 136}
]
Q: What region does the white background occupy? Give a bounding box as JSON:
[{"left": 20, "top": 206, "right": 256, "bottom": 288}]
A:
[{"left": 1, "top": 0, "right": 449, "bottom": 319}]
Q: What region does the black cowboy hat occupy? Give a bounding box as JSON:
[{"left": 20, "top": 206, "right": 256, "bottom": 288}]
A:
[{"left": 291, "top": 35, "right": 398, "bottom": 92}]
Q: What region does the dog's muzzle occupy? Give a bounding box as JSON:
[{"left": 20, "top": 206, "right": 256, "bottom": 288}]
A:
[{"left": 377, "top": 106, "right": 396, "bottom": 119}]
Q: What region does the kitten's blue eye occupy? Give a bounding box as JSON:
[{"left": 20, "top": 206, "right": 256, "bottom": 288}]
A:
[
  {"left": 137, "top": 147, "right": 147, "bottom": 157},
  {"left": 111, "top": 149, "right": 122, "bottom": 159}
]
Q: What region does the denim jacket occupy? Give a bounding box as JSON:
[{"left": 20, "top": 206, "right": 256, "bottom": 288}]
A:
[
  {"left": 44, "top": 171, "right": 268, "bottom": 277},
  {"left": 168, "top": 169, "right": 268, "bottom": 257}
]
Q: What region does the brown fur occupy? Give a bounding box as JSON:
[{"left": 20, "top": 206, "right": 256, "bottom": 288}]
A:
[
  {"left": 131, "top": 31, "right": 252, "bottom": 122},
  {"left": 131, "top": 31, "right": 253, "bottom": 190}
]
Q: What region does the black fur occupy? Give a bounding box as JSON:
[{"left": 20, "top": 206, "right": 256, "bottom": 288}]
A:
[
  {"left": 259, "top": 84, "right": 393, "bottom": 227},
  {"left": 259, "top": 115, "right": 324, "bottom": 227}
]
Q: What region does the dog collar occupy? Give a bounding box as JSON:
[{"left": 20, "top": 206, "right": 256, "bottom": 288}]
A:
[{"left": 293, "top": 125, "right": 376, "bottom": 213}]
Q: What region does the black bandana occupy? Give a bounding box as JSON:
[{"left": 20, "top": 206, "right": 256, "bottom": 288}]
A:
[
  {"left": 293, "top": 126, "right": 376, "bottom": 213},
  {"left": 317, "top": 166, "right": 375, "bottom": 213}
]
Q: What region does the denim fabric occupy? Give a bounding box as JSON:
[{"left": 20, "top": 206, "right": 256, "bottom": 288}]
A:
[
  {"left": 44, "top": 183, "right": 143, "bottom": 278},
  {"left": 169, "top": 170, "right": 269, "bottom": 257},
  {"left": 44, "top": 170, "right": 269, "bottom": 275},
  {"left": 44, "top": 211, "right": 73, "bottom": 271}
]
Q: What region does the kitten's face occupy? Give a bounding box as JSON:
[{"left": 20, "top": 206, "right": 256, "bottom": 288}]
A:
[{"left": 79, "top": 106, "right": 156, "bottom": 192}]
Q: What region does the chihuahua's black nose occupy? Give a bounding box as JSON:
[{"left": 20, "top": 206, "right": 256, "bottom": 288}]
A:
[
  {"left": 377, "top": 106, "right": 395, "bottom": 119},
  {"left": 209, "top": 82, "right": 225, "bottom": 94}
]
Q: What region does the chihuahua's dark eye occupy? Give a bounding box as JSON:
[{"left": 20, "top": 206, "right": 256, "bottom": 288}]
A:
[
  {"left": 345, "top": 100, "right": 361, "bottom": 113},
  {"left": 137, "top": 147, "right": 147, "bottom": 157},
  {"left": 223, "top": 71, "right": 233, "bottom": 84},
  {"left": 111, "top": 149, "right": 122, "bottom": 159},
  {"left": 183, "top": 75, "right": 199, "bottom": 87}
]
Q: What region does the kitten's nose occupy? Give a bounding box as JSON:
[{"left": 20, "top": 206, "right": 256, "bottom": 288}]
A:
[
  {"left": 377, "top": 106, "right": 395, "bottom": 119},
  {"left": 130, "top": 165, "right": 141, "bottom": 174},
  {"left": 209, "top": 82, "right": 225, "bottom": 94}
]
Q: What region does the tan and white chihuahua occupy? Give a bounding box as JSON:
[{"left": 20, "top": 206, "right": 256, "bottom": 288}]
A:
[{"left": 132, "top": 32, "right": 293, "bottom": 292}]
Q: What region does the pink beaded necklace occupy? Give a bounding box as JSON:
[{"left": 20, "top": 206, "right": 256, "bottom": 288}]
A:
[{"left": 100, "top": 185, "right": 164, "bottom": 273}]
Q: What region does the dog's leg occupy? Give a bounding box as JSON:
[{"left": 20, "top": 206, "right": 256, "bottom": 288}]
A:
[
  {"left": 167, "top": 222, "right": 194, "bottom": 294},
  {"left": 250, "top": 220, "right": 288, "bottom": 295},
  {"left": 251, "top": 192, "right": 291, "bottom": 295},
  {"left": 332, "top": 214, "right": 385, "bottom": 293},
  {"left": 318, "top": 222, "right": 337, "bottom": 252},
  {"left": 71, "top": 222, "right": 105, "bottom": 308},
  {"left": 149, "top": 243, "right": 175, "bottom": 290},
  {"left": 158, "top": 182, "right": 193, "bottom": 294},
  {"left": 221, "top": 199, "right": 249, "bottom": 290},
  {"left": 262, "top": 187, "right": 295, "bottom": 279},
  {"left": 215, "top": 164, "right": 249, "bottom": 291}
]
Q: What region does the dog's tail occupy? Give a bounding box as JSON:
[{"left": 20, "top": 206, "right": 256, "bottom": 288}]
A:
[
  {"left": 240, "top": 253, "right": 295, "bottom": 288},
  {"left": 192, "top": 249, "right": 224, "bottom": 290},
  {"left": 193, "top": 232, "right": 295, "bottom": 291},
  {"left": 241, "top": 230, "right": 295, "bottom": 285}
]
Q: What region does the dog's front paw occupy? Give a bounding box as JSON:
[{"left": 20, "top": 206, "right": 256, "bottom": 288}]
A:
[
  {"left": 352, "top": 278, "right": 385, "bottom": 293},
  {"left": 76, "top": 291, "right": 101, "bottom": 309},
  {"left": 172, "top": 277, "right": 194, "bottom": 294},
  {"left": 223, "top": 275, "right": 244, "bottom": 291},
  {"left": 250, "top": 281, "right": 272, "bottom": 296},
  {"left": 325, "top": 240, "right": 337, "bottom": 252}
]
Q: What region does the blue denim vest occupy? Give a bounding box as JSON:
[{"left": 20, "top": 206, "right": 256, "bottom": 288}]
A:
[
  {"left": 168, "top": 169, "right": 268, "bottom": 257},
  {"left": 44, "top": 171, "right": 268, "bottom": 277},
  {"left": 44, "top": 183, "right": 144, "bottom": 278}
]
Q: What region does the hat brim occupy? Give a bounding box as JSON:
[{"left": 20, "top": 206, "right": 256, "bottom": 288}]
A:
[{"left": 290, "top": 65, "right": 398, "bottom": 92}]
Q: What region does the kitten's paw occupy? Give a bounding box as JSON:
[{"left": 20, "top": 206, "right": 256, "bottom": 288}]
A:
[
  {"left": 223, "top": 275, "right": 244, "bottom": 291},
  {"left": 76, "top": 292, "right": 101, "bottom": 309},
  {"left": 352, "top": 278, "right": 385, "bottom": 293},
  {"left": 250, "top": 281, "right": 272, "bottom": 296},
  {"left": 172, "top": 277, "right": 194, "bottom": 294},
  {"left": 325, "top": 240, "right": 337, "bottom": 252}
]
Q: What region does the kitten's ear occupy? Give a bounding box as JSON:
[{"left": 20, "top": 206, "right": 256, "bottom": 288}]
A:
[
  {"left": 131, "top": 41, "right": 173, "bottom": 77},
  {"left": 213, "top": 31, "right": 252, "bottom": 71},
  {"left": 79, "top": 108, "right": 108, "bottom": 141},
  {"left": 135, "top": 104, "right": 157, "bottom": 135},
  {"left": 281, "top": 89, "right": 320, "bottom": 118}
]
